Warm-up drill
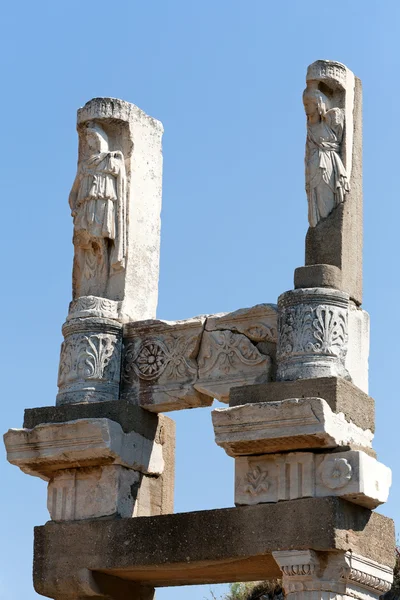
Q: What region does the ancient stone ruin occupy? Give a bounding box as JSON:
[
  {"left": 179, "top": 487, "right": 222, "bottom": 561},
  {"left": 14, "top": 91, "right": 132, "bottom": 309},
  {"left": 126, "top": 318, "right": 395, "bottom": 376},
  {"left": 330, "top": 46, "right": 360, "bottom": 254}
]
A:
[{"left": 4, "top": 60, "right": 395, "bottom": 600}]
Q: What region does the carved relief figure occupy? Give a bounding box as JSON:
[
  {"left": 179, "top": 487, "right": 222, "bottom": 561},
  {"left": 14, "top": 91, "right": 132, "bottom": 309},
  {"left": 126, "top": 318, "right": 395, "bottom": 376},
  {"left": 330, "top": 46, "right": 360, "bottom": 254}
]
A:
[
  {"left": 303, "top": 86, "right": 350, "bottom": 227},
  {"left": 69, "top": 123, "right": 126, "bottom": 298}
]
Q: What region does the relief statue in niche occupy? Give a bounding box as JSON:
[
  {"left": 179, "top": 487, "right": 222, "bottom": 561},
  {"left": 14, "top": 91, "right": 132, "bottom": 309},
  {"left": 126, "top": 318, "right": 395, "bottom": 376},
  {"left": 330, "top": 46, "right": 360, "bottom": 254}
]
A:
[
  {"left": 303, "top": 84, "right": 350, "bottom": 228},
  {"left": 69, "top": 122, "right": 126, "bottom": 299}
]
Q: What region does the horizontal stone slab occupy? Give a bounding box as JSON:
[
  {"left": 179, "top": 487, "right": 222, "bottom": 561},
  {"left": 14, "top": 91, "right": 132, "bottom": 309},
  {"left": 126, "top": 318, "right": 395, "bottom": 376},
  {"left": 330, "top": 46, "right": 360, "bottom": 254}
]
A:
[
  {"left": 4, "top": 418, "right": 164, "bottom": 479},
  {"left": 24, "top": 400, "right": 164, "bottom": 438},
  {"left": 229, "top": 377, "right": 375, "bottom": 433},
  {"left": 120, "top": 305, "right": 276, "bottom": 412},
  {"left": 33, "top": 498, "right": 395, "bottom": 595},
  {"left": 212, "top": 397, "right": 373, "bottom": 456},
  {"left": 235, "top": 450, "right": 391, "bottom": 509}
]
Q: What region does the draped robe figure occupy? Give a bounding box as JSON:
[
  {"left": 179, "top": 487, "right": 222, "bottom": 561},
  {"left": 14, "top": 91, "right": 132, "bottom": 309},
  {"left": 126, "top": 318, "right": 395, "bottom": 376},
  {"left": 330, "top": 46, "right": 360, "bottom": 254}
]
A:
[
  {"left": 69, "top": 123, "right": 126, "bottom": 299},
  {"left": 303, "top": 89, "right": 350, "bottom": 228}
]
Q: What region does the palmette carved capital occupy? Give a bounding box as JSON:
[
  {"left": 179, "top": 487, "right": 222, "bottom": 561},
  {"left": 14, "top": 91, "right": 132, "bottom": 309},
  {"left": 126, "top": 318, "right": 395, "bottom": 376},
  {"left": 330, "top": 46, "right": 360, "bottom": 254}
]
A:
[
  {"left": 277, "top": 288, "right": 350, "bottom": 382},
  {"left": 57, "top": 317, "right": 122, "bottom": 405},
  {"left": 273, "top": 550, "right": 393, "bottom": 599}
]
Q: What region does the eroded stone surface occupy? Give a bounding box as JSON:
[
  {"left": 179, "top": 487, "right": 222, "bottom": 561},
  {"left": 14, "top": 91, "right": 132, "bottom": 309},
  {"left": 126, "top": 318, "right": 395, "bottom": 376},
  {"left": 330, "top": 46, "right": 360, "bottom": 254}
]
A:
[
  {"left": 4, "top": 418, "right": 164, "bottom": 479},
  {"left": 56, "top": 317, "right": 122, "bottom": 406},
  {"left": 121, "top": 304, "right": 277, "bottom": 411},
  {"left": 70, "top": 98, "right": 164, "bottom": 323},
  {"left": 195, "top": 330, "right": 272, "bottom": 402},
  {"left": 277, "top": 287, "right": 350, "bottom": 382},
  {"left": 273, "top": 550, "right": 393, "bottom": 600},
  {"left": 121, "top": 316, "right": 211, "bottom": 412},
  {"left": 235, "top": 450, "right": 391, "bottom": 508},
  {"left": 212, "top": 397, "right": 373, "bottom": 456}
]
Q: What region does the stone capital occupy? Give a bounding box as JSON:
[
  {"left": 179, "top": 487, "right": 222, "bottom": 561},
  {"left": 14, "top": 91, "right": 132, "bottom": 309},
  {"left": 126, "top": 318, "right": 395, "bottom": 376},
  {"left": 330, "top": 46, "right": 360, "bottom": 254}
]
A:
[{"left": 273, "top": 550, "right": 393, "bottom": 599}]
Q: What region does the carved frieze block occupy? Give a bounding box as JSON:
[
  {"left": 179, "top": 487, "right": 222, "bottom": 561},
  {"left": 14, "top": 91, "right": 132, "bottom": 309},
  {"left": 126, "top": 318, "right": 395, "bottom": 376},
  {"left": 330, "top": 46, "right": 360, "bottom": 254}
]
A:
[
  {"left": 212, "top": 397, "right": 373, "bottom": 457},
  {"left": 121, "top": 305, "right": 277, "bottom": 412},
  {"left": 121, "top": 317, "right": 211, "bottom": 412},
  {"left": 277, "top": 288, "right": 350, "bottom": 382},
  {"left": 235, "top": 451, "right": 391, "bottom": 509},
  {"left": 57, "top": 317, "right": 122, "bottom": 405},
  {"left": 195, "top": 330, "right": 272, "bottom": 403}
]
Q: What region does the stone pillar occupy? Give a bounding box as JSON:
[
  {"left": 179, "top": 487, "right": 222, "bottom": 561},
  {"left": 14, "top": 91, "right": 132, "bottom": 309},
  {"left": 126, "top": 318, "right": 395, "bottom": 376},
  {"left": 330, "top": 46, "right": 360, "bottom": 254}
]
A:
[
  {"left": 296, "top": 60, "right": 363, "bottom": 306},
  {"left": 71, "top": 97, "right": 164, "bottom": 322},
  {"left": 56, "top": 97, "right": 164, "bottom": 406},
  {"left": 273, "top": 550, "right": 393, "bottom": 600}
]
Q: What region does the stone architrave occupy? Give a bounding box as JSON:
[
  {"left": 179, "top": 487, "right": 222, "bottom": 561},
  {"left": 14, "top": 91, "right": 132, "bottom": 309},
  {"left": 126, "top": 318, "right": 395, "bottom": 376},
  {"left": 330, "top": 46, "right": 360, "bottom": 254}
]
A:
[
  {"left": 212, "top": 397, "right": 373, "bottom": 457},
  {"left": 276, "top": 287, "right": 350, "bottom": 382},
  {"left": 120, "top": 305, "right": 277, "bottom": 411},
  {"left": 69, "top": 98, "right": 164, "bottom": 323},
  {"left": 121, "top": 317, "right": 212, "bottom": 412},
  {"left": 57, "top": 317, "right": 122, "bottom": 405},
  {"left": 235, "top": 450, "right": 391, "bottom": 509},
  {"left": 4, "top": 418, "right": 164, "bottom": 478},
  {"left": 300, "top": 61, "right": 363, "bottom": 305},
  {"left": 273, "top": 550, "right": 393, "bottom": 600}
]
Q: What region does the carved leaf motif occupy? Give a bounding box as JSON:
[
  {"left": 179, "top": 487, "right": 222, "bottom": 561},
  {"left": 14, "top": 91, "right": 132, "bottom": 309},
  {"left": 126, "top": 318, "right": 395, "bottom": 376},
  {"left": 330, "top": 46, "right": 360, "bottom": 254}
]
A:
[
  {"left": 200, "top": 331, "right": 266, "bottom": 375},
  {"left": 58, "top": 333, "right": 119, "bottom": 387},
  {"left": 312, "top": 306, "right": 347, "bottom": 357},
  {"left": 80, "top": 334, "right": 116, "bottom": 379},
  {"left": 244, "top": 466, "right": 270, "bottom": 496},
  {"left": 278, "top": 304, "right": 348, "bottom": 359}
]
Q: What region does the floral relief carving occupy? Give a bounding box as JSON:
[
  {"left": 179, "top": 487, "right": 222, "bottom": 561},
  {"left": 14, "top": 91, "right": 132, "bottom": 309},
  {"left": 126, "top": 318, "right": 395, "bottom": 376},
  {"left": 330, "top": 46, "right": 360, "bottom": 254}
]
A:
[
  {"left": 278, "top": 304, "right": 348, "bottom": 360},
  {"left": 123, "top": 335, "right": 198, "bottom": 383},
  {"left": 69, "top": 296, "right": 118, "bottom": 318},
  {"left": 198, "top": 330, "right": 266, "bottom": 376},
  {"left": 243, "top": 466, "right": 270, "bottom": 496},
  {"left": 58, "top": 333, "right": 120, "bottom": 387},
  {"left": 319, "top": 457, "right": 352, "bottom": 490}
]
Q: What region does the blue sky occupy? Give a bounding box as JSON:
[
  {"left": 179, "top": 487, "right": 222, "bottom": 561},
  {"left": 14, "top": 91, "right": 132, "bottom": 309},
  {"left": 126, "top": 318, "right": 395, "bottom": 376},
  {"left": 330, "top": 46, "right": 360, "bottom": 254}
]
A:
[{"left": 1, "top": 1, "right": 400, "bottom": 599}]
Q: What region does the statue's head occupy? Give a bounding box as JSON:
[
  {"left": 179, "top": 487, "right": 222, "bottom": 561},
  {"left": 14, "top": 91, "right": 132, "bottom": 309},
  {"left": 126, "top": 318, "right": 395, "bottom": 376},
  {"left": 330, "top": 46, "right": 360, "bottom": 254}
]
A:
[
  {"left": 85, "top": 122, "right": 109, "bottom": 153},
  {"left": 303, "top": 87, "right": 329, "bottom": 120}
]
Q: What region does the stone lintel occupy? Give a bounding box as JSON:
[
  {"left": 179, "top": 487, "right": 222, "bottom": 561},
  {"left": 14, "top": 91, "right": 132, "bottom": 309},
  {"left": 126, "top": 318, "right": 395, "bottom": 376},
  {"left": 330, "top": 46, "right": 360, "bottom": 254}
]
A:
[
  {"left": 229, "top": 377, "right": 375, "bottom": 433},
  {"left": 33, "top": 498, "right": 395, "bottom": 592}
]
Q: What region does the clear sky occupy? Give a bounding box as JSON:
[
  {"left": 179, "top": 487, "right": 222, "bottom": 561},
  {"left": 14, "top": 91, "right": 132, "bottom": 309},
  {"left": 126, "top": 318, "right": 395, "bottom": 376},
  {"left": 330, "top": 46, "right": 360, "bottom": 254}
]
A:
[{"left": 1, "top": 1, "right": 399, "bottom": 599}]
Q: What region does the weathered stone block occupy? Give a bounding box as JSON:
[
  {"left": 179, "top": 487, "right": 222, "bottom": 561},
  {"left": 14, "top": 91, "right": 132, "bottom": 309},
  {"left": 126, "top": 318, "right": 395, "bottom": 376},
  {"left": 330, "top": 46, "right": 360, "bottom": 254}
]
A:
[
  {"left": 235, "top": 450, "right": 391, "bottom": 509},
  {"left": 273, "top": 550, "right": 393, "bottom": 599},
  {"left": 121, "top": 316, "right": 211, "bottom": 411},
  {"left": 294, "top": 264, "right": 342, "bottom": 290},
  {"left": 277, "top": 288, "right": 350, "bottom": 382},
  {"left": 212, "top": 397, "right": 373, "bottom": 456},
  {"left": 195, "top": 330, "right": 272, "bottom": 402},
  {"left": 229, "top": 377, "right": 375, "bottom": 433},
  {"left": 4, "top": 418, "right": 164, "bottom": 478},
  {"left": 57, "top": 317, "right": 122, "bottom": 405},
  {"left": 24, "top": 400, "right": 161, "bottom": 438},
  {"left": 345, "top": 304, "right": 369, "bottom": 394},
  {"left": 48, "top": 465, "right": 141, "bottom": 520},
  {"left": 33, "top": 498, "right": 395, "bottom": 592},
  {"left": 120, "top": 304, "right": 277, "bottom": 411}
]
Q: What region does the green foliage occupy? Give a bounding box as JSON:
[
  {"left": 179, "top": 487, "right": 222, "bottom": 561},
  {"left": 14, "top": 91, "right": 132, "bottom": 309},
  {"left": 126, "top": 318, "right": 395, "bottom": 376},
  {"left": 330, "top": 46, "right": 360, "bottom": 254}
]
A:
[{"left": 206, "top": 580, "right": 283, "bottom": 600}]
